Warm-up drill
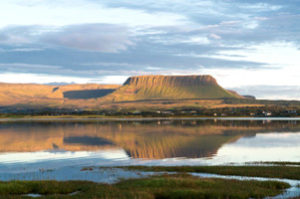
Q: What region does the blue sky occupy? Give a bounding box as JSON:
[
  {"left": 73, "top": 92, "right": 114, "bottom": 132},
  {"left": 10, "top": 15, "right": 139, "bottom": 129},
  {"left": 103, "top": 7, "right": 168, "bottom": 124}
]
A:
[{"left": 0, "top": 0, "right": 300, "bottom": 99}]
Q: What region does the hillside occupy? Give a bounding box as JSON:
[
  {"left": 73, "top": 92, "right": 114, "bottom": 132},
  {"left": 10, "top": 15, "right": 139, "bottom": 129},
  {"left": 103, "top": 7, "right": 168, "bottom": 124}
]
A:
[
  {"left": 0, "top": 75, "right": 243, "bottom": 107},
  {"left": 0, "top": 75, "right": 255, "bottom": 113},
  {"left": 0, "top": 83, "right": 120, "bottom": 106},
  {"left": 104, "top": 75, "right": 243, "bottom": 102}
]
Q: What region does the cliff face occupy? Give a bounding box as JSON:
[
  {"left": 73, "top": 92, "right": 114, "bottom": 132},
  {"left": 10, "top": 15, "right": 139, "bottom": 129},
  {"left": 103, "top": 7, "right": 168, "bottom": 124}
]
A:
[
  {"left": 123, "top": 75, "right": 218, "bottom": 87},
  {"left": 106, "top": 75, "right": 242, "bottom": 101}
]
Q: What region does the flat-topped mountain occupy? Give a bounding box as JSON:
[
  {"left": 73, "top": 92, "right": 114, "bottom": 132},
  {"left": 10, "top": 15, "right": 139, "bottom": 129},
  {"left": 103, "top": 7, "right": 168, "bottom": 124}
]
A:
[
  {"left": 0, "top": 75, "right": 247, "bottom": 111},
  {"left": 123, "top": 75, "right": 218, "bottom": 87},
  {"left": 105, "top": 75, "right": 242, "bottom": 101}
]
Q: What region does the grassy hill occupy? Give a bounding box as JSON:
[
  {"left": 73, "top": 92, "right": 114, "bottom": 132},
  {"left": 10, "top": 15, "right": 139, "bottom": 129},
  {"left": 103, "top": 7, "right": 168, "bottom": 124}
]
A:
[
  {"left": 0, "top": 75, "right": 243, "bottom": 107},
  {"left": 0, "top": 83, "right": 120, "bottom": 106},
  {"left": 1, "top": 75, "right": 271, "bottom": 114},
  {"left": 103, "top": 75, "right": 243, "bottom": 102}
]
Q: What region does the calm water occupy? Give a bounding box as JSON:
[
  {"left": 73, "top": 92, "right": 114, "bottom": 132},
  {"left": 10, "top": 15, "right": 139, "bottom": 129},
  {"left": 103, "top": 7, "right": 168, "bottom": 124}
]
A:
[
  {"left": 1, "top": 119, "right": 299, "bottom": 198},
  {"left": 0, "top": 119, "right": 299, "bottom": 167}
]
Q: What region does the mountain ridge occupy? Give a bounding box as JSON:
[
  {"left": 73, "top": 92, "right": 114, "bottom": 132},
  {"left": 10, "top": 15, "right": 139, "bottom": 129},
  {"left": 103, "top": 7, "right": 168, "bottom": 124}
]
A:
[
  {"left": 123, "top": 75, "right": 218, "bottom": 86},
  {"left": 104, "top": 75, "right": 243, "bottom": 102},
  {"left": 0, "top": 75, "right": 245, "bottom": 109}
]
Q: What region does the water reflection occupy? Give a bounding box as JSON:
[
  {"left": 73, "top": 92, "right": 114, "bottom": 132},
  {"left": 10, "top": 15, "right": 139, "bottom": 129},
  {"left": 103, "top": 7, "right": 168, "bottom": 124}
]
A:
[
  {"left": 217, "top": 132, "right": 300, "bottom": 163},
  {"left": 0, "top": 120, "right": 300, "bottom": 163}
]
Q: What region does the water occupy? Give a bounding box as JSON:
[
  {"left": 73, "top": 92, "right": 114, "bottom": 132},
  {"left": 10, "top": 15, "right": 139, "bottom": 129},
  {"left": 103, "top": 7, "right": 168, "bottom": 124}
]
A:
[
  {"left": 0, "top": 119, "right": 299, "bottom": 166},
  {"left": 190, "top": 173, "right": 300, "bottom": 199},
  {"left": 0, "top": 118, "right": 299, "bottom": 197}
]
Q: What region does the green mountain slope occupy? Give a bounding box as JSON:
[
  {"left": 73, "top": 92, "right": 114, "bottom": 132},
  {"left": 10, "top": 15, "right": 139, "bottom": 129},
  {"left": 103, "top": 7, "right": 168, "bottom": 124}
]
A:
[{"left": 104, "top": 75, "right": 242, "bottom": 102}]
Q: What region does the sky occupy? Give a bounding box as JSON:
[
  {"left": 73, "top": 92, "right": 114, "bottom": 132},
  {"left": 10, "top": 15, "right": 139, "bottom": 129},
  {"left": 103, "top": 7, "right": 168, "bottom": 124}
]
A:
[{"left": 0, "top": 0, "right": 299, "bottom": 99}]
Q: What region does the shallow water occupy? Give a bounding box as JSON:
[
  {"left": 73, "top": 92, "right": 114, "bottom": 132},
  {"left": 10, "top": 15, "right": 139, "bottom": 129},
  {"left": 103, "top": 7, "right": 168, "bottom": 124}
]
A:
[
  {"left": 191, "top": 173, "right": 300, "bottom": 199},
  {"left": 0, "top": 118, "right": 300, "bottom": 197},
  {"left": 1, "top": 166, "right": 299, "bottom": 199}
]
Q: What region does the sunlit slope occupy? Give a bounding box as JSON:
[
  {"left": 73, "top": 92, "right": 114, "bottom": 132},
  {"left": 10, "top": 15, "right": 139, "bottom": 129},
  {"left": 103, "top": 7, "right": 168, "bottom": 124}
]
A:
[
  {"left": 0, "top": 75, "right": 244, "bottom": 108},
  {"left": 105, "top": 75, "right": 242, "bottom": 102},
  {"left": 0, "top": 83, "right": 120, "bottom": 105}
]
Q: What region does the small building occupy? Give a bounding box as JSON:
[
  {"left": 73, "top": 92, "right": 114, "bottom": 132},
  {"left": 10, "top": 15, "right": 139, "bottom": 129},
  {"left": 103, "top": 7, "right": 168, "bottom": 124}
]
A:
[{"left": 262, "top": 111, "right": 272, "bottom": 117}]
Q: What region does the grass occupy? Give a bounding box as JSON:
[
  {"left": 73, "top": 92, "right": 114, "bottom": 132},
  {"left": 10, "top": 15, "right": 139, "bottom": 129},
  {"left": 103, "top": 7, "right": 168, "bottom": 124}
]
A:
[
  {"left": 248, "top": 161, "right": 300, "bottom": 166},
  {"left": 122, "top": 165, "right": 300, "bottom": 180},
  {"left": 0, "top": 174, "right": 289, "bottom": 199}
]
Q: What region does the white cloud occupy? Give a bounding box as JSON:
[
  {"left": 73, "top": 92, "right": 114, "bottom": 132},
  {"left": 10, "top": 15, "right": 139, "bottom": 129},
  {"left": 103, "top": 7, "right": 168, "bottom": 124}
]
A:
[
  {"left": 230, "top": 85, "right": 300, "bottom": 100},
  {"left": 209, "top": 33, "right": 221, "bottom": 40},
  {"left": 5, "top": 48, "right": 44, "bottom": 52},
  {"left": 199, "top": 66, "right": 300, "bottom": 88},
  {"left": 0, "top": 63, "right": 61, "bottom": 70},
  {"left": 0, "top": 72, "right": 129, "bottom": 85},
  {"left": 0, "top": 24, "right": 135, "bottom": 52},
  {"left": 238, "top": 3, "right": 282, "bottom": 12},
  {"left": 0, "top": 0, "right": 299, "bottom": 101},
  {"left": 182, "top": 36, "right": 210, "bottom": 45},
  {"left": 242, "top": 21, "right": 259, "bottom": 29},
  {"left": 0, "top": 0, "right": 188, "bottom": 28},
  {"left": 197, "top": 41, "right": 300, "bottom": 87},
  {"left": 41, "top": 24, "right": 134, "bottom": 52},
  {"left": 208, "top": 42, "right": 300, "bottom": 69},
  {"left": 0, "top": 73, "right": 91, "bottom": 84},
  {"left": 97, "top": 75, "right": 128, "bottom": 84}
]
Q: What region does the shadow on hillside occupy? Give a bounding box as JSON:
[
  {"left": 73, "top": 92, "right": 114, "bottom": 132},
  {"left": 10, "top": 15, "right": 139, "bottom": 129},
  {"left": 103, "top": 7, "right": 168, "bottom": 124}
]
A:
[
  {"left": 63, "top": 89, "right": 115, "bottom": 99},
  {"left": 63, "top": 136, "right": 114, "bottom": 146}
]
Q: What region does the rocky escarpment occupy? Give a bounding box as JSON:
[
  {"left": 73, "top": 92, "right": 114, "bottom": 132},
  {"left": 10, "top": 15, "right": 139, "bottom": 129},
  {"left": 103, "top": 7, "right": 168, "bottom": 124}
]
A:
[
  {"left": 105, "top": 75, "right": 242, "bottom": 101},
  {"left": 123, "top": 75, "right": 218, "bottom": 87}
]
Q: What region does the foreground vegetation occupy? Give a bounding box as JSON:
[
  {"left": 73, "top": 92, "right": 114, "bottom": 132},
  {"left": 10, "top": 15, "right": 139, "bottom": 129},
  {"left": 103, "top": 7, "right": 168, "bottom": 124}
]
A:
[
  {"left": 1, "top": 97, "right": 300, "bottom": 118},
  {"left": 123, "top": 165, "right": 300, "bottom": 180},
  {"left": 249, "top": 161, "right": 300, "bottom": 166},
  {"left": 0, "top": 174, "right": 289, "bottom": 199}
]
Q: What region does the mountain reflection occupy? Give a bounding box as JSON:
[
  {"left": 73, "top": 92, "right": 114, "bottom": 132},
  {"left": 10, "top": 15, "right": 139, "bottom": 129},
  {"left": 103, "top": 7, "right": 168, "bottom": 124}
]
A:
[{"left": 0, "top": 120, "right": 300, "bottom": 159}]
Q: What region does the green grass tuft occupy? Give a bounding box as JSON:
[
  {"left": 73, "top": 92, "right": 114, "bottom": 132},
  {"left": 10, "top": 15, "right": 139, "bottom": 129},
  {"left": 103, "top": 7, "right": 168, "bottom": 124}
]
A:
[
  {"left": 0, "top": 174, "right": 289, "bottom": 199},
  {"left": 122, "top": 165, "right": 300, "bottom": 180}
]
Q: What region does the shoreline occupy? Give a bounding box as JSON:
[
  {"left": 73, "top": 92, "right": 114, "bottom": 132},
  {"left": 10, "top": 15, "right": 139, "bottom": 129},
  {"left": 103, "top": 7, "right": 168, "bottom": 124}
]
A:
[
  {"left": 0, "top": 165, "right": 299, "bottom": 199},
  {"left": 1, "top": 116, "right": 300, "bottom": 122}
]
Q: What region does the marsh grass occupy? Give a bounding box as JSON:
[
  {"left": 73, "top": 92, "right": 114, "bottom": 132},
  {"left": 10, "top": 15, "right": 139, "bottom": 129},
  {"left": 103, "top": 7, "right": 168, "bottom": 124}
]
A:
[
  {"left": 0, "top": 174, "right": 289, "bottom": 199},
  {"left": 249, "top": 161, "right": 300, "bottom": 166},
  {"left": 122, "top": 165, "right": 300, "bottom": 180}
]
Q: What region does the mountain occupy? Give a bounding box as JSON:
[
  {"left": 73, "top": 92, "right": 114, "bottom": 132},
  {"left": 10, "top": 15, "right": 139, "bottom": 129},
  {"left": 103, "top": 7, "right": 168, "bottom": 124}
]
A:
[
  {"left": 0, "top": 83, "right": 119, "bottom": 106},
  {"left": 104, "top": 75, "right": 243, "bottom": 102},
  {"left": 0, "top": 75, "right": 246, "bottom": 112}
]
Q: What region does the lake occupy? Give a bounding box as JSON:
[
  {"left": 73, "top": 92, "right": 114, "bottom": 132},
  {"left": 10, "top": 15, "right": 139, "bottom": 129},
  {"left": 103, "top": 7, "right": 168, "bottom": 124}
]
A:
[{"left": 0, "top": 118, "right": 300, "bottom": 181}]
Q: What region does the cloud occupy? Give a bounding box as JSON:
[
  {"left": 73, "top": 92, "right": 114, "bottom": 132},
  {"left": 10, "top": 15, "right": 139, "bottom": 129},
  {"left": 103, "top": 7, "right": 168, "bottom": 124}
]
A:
[
  {"left": 0, "top": 63, "right": 62, "bottom": 75},
  {"left": 0, "top": 48, "right": 44, "bottom": 52},
  {"left": 0, "top": 24, "right": 135, "bottom": 52},
  {"left": 199, "top": 42, "right": 300, "bottom": 70},
  {"left": 0, "top": 72, "right": 91, "bottom": 84},
  {"left": 0, "top": 0, "right": 188, "bottom": 28},
  {"left": 0, "top": 26, "right": 38, "bottom": 45},
  {"left": 41, "top": 24, "right": 134, "bottom": 52},
  {"left": 0, "top": 0, "right": 299, "bottom": 100},
  {"left": 230, "top": 85, "right": 300, "bottom": 100}
]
